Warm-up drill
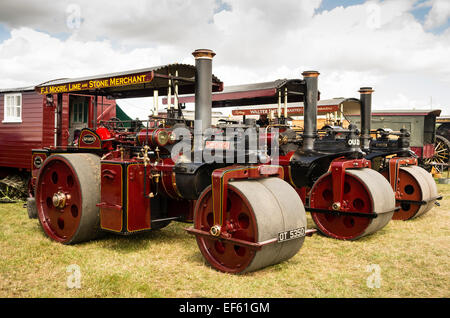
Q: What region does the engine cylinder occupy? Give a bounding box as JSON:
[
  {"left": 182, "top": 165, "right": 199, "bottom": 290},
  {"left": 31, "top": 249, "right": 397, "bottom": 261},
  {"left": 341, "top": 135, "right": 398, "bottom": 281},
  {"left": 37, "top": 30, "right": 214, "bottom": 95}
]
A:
[{"left": 136, "top": 129, "right": 170, "bottom": 147}]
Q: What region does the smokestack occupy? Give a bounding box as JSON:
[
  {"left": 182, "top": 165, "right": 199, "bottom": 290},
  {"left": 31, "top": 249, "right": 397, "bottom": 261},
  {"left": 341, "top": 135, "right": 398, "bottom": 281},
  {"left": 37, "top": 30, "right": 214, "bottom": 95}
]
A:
[
  {"left": 302, "top": 71, "right": 320, "bottom": 152},
  {"left": 192, "top": 49, "right": 215, "bottom": 133},
  {"left": 359, "top": 87, "right": 374, "bottom": 151}
]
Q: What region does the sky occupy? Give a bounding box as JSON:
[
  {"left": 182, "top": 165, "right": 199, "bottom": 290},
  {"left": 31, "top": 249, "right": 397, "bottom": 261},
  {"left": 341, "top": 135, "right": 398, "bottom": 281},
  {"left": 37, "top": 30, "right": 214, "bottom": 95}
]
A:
[{"left": 0, "top": 0, "right": 449, "bottom": 118}]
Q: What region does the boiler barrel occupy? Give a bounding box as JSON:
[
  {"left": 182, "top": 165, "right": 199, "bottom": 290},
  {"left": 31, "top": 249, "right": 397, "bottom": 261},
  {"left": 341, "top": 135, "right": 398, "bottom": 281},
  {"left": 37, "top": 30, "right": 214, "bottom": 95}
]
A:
[{"left": 136, "top": 129, "right": 170, "bottom": 147}]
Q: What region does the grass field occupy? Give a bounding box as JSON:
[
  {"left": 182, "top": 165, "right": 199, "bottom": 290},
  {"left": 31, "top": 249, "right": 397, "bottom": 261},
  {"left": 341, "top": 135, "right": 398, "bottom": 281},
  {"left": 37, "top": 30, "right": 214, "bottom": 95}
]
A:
[{"left": 0, "top": 184, "right": 449, "bottom": 298}]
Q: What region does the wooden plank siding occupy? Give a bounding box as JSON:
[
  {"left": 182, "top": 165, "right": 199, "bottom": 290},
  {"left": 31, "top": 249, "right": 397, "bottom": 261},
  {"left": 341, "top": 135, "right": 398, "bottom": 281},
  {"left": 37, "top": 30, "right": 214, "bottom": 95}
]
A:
[
  {"left": 1, "top": 90, "right": 116, "bottom": 172},
  {"left": 0, "top": 91, "right": 46, "bottom": 170}
]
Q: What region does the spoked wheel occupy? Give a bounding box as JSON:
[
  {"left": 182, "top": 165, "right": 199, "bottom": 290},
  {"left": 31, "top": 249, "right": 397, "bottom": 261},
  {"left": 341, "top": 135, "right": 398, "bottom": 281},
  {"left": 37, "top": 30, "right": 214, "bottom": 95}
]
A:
[
  {"left": 381, "top": 165, "right": 438, "bottom": 220},
  {"left": 424, "top": 135, "right": 450, "bottom": 171},
  {"left": 194, "top": 177, "right": 307, "bottom": 274},
  {"left": 35, "top": 154, "right": 101, "bottom": 244},
  {"left": 310, "top": 168, "right": 395, "bottom": 240}
]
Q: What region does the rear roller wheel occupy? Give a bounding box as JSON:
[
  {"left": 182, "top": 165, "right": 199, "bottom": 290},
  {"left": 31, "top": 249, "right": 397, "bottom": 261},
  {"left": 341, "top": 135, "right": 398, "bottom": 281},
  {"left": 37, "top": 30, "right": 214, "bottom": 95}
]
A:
[
  {"left": 381, "top": 165, "right": 437, "bottom": 220},
  {"left": 413, "top": 166, "right": 438, "bottom": 215},
  {"left": 35, "top": 154, "right": 101, "bottom": 244},
  {"left": 194, "top": 177, "right": 306, "bottom": 274},
  {"left": 310, "top": 168, "right": 395, "bottom": 240}
]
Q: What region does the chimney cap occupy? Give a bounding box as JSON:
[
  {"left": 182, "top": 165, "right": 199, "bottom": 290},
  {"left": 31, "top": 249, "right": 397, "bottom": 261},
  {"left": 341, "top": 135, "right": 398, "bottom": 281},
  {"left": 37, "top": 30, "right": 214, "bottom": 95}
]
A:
[
  {"left": 302, "top": 71, "right": 320, "bottom": 78},
  {"left": 359, "top": 87, "right": 374, "bottom": 94},
  {"left": 192, "top": 49, "right": 216, "bottom": 59}
]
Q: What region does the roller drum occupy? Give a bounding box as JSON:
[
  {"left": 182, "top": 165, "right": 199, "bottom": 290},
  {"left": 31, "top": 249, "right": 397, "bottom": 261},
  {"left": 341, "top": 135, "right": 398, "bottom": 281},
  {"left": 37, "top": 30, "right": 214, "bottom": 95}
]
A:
[{"left": 194, "top": 177, "right": 307, "bottom": 273}]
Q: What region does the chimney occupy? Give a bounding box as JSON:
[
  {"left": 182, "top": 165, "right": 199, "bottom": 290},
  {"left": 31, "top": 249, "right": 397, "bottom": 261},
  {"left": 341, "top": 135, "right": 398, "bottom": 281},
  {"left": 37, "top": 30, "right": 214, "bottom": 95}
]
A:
[
  {"left": 192, "top": 49, "right": 216, "bottom": 133},
  {"left": 302, "top": 71, "right": 320, "bottom": 152},
  {"left": 359, "top": 87, "right": 374, "bottom": 151}
]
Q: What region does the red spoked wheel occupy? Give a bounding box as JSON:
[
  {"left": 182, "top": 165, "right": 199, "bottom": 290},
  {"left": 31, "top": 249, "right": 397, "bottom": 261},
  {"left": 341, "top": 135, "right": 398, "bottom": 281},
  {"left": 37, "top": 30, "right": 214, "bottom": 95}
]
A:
[
  {"left": 381, "top": 165, "right": 438, "bottom": 220},
  {"left": 310, "top": 168, "right": 395, "bottom": 240},
  {"left": 35, "top": 154, "right": 101, "bottom": 244},
  {"left": 194, "top": 177, "right": 306, "bottom": 274}
]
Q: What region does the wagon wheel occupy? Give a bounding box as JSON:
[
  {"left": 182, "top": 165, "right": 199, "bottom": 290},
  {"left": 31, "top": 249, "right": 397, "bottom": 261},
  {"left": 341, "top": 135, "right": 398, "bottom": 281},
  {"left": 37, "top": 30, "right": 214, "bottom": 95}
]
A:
[
  {"left": 35, "top": 154, "right": 101, "bottom": 244},
  {"left": 194, "top": 177, "right": 307, "bottom": 274},
  {"left": 381, "top": 165, "right": 438, "bottom": 221},
  {"left": 309, "top": 168, "right": 395, "bottom": 240},
  {"left": 424, "top": 135, "right": 450, "bottom": 172}
]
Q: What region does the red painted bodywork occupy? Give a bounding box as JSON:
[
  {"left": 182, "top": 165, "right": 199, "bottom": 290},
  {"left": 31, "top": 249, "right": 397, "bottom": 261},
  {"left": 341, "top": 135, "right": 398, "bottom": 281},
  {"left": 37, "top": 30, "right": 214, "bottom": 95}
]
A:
[
  {"left": 384, "top": 157, "right": 418, "bottom": 195},
  {"left": 211, "top": 165, "right": 284, "bottom": 227},
  {"left": 99, "top": 161, "right": 154, "bottom": 233},
  {"left": 99, "top": 162, "right": 124, "bottom": 232},
  {"left": 79, "top": 129, "right": 102, "bottom": 149},
  {"left": 99, "top": 159, "right": 184, "bottom": 234},
  {"left": 411, "top": 144, "right": 434, "bottom": 159},
  {"left": 127, "top": 164, "right": 152, "bottom": 232}
]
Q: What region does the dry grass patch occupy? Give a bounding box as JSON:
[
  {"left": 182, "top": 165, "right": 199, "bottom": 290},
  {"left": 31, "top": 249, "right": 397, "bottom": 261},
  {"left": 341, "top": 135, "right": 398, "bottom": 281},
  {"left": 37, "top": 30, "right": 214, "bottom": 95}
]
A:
[{"left": 0, "top": 183, "right": 449, "bottom": 298}]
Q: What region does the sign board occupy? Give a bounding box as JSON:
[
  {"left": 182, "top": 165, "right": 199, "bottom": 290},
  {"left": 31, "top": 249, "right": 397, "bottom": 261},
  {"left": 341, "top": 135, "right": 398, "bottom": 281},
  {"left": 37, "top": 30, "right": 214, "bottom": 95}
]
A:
[
  {"left": 37, "top": 72, "right": 154, "bottom": 95},
  {"left": 231, "top": 105, "right": 340, "bottom": 116}
]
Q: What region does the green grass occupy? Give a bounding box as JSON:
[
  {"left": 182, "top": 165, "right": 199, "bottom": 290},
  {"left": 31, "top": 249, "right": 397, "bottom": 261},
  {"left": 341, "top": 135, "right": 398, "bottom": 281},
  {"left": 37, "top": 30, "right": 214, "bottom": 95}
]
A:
[{"left": 0, "top": 184, "right": 449, "bottom": 298}]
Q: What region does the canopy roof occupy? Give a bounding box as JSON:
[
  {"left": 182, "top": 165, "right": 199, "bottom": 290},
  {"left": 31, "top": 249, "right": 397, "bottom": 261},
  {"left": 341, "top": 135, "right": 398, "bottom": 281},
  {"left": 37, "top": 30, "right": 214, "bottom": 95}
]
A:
[
  {"left": 230, "top": 98, "right": 360, "bottom": 116},
  {"left": 164, "top": 79, "right": 310, "bottom": 107},
  {"left": 437, "top": 116, "right": 450, "bottom": 123},
  {"left": 35, "top": 64, "right": 222, "bottom": 99},
  {"left": 370, "top": 109, "right": 441, "bottom": 117},
  {"left": 0, "top": 86, "right": 35, "bottom": 93}
]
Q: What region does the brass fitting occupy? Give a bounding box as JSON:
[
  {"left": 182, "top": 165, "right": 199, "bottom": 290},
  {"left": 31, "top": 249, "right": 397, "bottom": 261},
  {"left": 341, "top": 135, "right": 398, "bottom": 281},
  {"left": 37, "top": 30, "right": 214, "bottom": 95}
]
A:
[
  {"left": 152, "top": 172, "right": 160, "bottom": 184},
  {"left": 142, "top": 145, "right": 150, "bottom": 167},
  {"left": 52, "top": 192, "right": 67, "bottom": 209},
  {"left": 210, "top": 225, "right": 221, "bottom": 237},
  {"left": 120, "top": 146, "right": 124, "bottom": 161},
  {"left": 332, "top": 202, "right": 341, "bottom": 211},
  {"left": 279, "top": 135, "right": 288, "bottom": 145}
]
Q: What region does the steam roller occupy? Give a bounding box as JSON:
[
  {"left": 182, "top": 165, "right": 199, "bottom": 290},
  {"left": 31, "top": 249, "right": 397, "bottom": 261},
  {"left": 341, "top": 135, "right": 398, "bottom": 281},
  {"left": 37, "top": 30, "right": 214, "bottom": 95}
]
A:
[
  {"left": 357, "top": 88, "right": 441, "bottom": 221},
  {"left": 380, "top": 165, "right": 438, "bottom": 220},
  {"left": 309, "top": 168, "right": 395, "bottom": 240},
  {"left": 194, "top": 177, "right": 306, "bottom": 273}
]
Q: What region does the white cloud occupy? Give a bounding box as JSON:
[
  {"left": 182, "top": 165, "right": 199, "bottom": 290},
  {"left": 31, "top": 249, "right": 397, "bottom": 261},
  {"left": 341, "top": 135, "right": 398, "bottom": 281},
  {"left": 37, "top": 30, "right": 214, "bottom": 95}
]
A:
[
  {"left": 0, "top": 28, "right": 185, "bottom": 88},
  {"left": 0, "top": 0, "right": 218, "bottom": 45},
  {"left": 0, "top": 0, "right": 449, "bottom": 117},
  {"left": 423, "top": 0, "right": 450, "bottom": 29}
]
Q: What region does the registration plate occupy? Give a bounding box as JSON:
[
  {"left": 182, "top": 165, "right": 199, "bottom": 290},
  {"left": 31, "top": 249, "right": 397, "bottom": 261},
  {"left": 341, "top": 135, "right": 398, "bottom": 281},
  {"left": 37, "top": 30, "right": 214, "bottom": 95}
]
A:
[
  {"left": 205, "top": 141, "right": 231, "bottom": 150},
  {"left": 278, "top": 227, "right": 306, "bottom": 242}
]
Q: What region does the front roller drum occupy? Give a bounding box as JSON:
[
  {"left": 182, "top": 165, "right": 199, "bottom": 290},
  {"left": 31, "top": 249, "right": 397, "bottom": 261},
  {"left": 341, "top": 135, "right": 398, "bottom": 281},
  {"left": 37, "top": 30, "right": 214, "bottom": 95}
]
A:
[
  {"left": 194, "top": 177, "right": 307, "bottom": 274},
  {"left": 35, "top": 154, "right": 101, "bottom": 244},
  {"left": 382, "top": 165, "right": 438, "bottom": 220},
  {"left": 310, "top": 168, "right": 396, "bottom": 240}
]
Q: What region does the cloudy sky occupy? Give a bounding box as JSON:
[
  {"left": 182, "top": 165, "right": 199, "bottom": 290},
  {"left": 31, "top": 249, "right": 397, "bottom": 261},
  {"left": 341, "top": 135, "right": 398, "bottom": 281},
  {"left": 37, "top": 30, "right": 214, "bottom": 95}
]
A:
[{"left": 0, "top": 0, "right": 449, "bottom": 118}]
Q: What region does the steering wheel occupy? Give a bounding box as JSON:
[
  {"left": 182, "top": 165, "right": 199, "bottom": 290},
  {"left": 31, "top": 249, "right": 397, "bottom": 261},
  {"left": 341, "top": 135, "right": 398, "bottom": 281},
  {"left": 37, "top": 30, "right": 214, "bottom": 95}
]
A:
[{"left": 101, "top": 117, "right": 125, "bottom": 131}]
